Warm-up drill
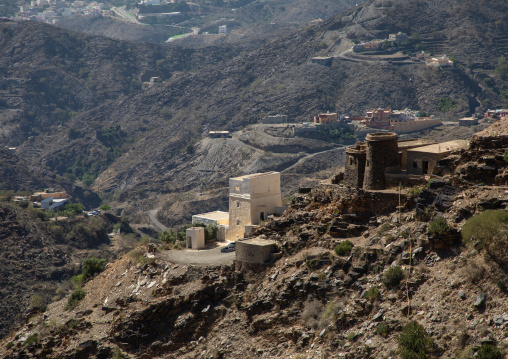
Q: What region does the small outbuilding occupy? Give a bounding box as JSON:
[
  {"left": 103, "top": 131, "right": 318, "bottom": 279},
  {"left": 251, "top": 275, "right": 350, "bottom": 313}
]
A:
[
  {"left": 185, "top": 227, "right": 205, "bottom": 250},
  {"left": 406, "top": 140, "right": 469, "bottom": 175},
  {"left": 458, "top": 117, "right": 478, "bottom": 126},
  {"left": 236, "top": 237, "right": 276, "bottom": 264}
]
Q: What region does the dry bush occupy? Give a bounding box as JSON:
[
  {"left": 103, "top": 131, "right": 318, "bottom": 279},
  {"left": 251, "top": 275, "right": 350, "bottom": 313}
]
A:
[{"left": 461, "top": 262, "right": 485, "bottom": 284}]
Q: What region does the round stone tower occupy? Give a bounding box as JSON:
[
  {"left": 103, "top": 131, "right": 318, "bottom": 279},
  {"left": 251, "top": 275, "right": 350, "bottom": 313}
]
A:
[
  {"left": 344, "top": 142, "right": 367, "bottom": 188},
  {"left": 363, "top": 132, "right": 399, "bottom": 190}
]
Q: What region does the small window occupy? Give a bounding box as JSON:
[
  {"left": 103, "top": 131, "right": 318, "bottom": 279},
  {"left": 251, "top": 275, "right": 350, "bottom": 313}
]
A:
[
  {"left": 349, "top": 156, "right": 354, "bottom": 165},
  {"left": 412, "top": 162, "right": 417, "bottom": 168},
  {"left": 366, "top": 160, "right": 371, "bottom": 167},
  {"left": 236, "top": 219, "right": 240, "bottom": 225},
  {"left": 236, "top": 201, "right": 240, "bottom": 208},
  {"left": 235, "top": 186, "right": 240, "bottom": 191}
]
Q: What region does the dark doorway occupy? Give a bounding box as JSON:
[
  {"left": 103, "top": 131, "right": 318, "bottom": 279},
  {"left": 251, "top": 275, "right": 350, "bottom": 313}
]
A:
[
  {"left": 422, "top": 161, "right": 429, "bottom": 174},
  {"left": 260, "top": 212, "right": 265, "bottom": 221}
]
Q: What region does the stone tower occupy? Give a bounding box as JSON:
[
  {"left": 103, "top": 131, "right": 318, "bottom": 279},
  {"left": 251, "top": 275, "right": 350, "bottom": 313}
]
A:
[
  {"left": 363, "top": 132, "right": 399, "bottom": 190},
  {"left": 344, "top": 142, "right": 367, "bottom": 188}
]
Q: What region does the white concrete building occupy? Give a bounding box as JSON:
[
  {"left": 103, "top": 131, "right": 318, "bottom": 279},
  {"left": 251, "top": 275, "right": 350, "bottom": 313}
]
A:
[{"left": 219, "top": 25, "right": 227, "bottom": 34}]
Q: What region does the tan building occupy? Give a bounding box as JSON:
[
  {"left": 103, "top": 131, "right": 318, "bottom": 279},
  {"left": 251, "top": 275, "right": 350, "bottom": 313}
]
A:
[
  {"left": 406, "top": 140, "right": 469, "bottom": 175},
  {"left": 192, "top": 211, "right": 229, "bottom": 241},
  {"left": 185, "top": 227, "right": 205, "bottom": 250},
  {"left": 236, "top": 237, "right": 277, "bottom": 264},
  {"left": 314, "top": 113, "right": 338, "bottom": 124},
  {"left": 228, "top": 172, "right": 282, "bottom": 240}
]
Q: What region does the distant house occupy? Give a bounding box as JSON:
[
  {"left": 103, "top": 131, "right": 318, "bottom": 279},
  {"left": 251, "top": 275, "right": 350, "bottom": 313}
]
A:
[
  {"left": 41, "top": 197, "right": 68, "bottom": 210},
  {"left": 484, "top": 109, "right": 508, "bottom": 119},
  {"left": 314, "top": 112, "right": 338, "bottom": 124},
  {"left": 219, "top": 25, "right": 227, "bottom": 34},
  {"left": 209, "top": 131, "right": 231, "bottom": 138},
  {"left": 458, "top": 117, "right": 478, "bottom": 126},
  {"left": 389, "top": 32, "right": 408, "bottom": 42},
  {"left": 426, "top": 55, "right": 453, "bottom": 67}
]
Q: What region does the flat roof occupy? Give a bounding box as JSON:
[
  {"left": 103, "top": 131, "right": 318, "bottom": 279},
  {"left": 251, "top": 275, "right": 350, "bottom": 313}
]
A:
[
  {"left": 397, "top": 139, "right": 435, "bottom": 149},
  {"left": 193, "top": 211, "right": 229, "bottom": 220},
  {"left": 231, "top": 171, "right": 279, "bottom": 180},
  {"left": 408, "top": 140, "right": 469, "bottom": 154},
  {"left": 238, "top": 237, "right": 276, "bottom": 246}
]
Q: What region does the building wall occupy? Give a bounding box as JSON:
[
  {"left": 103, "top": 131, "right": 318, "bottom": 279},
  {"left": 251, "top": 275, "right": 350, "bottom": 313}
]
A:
[
  {"left": 228, "top": 172, "right": 282, "bottom": 240},
  {"left": 186, "top": 227, "right": 205, "bottom": 249},
  {"left": 228, "top": 197, "right": 252, "bottom": 240},
  {"left": 391, "top": 118, "right": 442, "bottom": 133},
  {"left": 406, "top": 152, "right": 443, "bottom": 175},
  {"left": 344, "top": 146, "right": 367, "bottom": 188},
  {"left": 236, "top": 241, "right": 275, "bottom": 264},
  {"left": 363, "top": 133, "right": 399, "bottom": 190}
]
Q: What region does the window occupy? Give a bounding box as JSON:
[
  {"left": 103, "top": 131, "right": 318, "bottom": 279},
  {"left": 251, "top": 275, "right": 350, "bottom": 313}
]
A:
[
  {"left": 412, "top": 162, "right": 417, "bottom": 168},
  {"left": 236, "top": 201, "right": 240, "bottom": 208},
  {"left": 236, "top": 220, "right": 240, "bottom": 225},
  {"left": 366, "top": 160, "right": 371, "bottom": 167},
  {"left": 235, "top": 186, "right": 240, "bottom": 191}
]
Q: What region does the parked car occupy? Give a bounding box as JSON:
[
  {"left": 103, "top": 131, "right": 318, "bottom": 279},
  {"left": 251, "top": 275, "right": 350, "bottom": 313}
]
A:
[{"left": 221, "top": 242, "right": 236, "bottom": 253}]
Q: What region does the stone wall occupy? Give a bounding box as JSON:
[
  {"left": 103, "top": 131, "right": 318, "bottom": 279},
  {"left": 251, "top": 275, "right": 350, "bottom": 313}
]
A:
[
  {"left": 363, "top": 133, "right": 399, "bottom": 190},
  {"left": 236, "top": 238, "right": 276, "bottom": 264},
  {"left": 344, "top": 144, "right": 367, "bottom": 188}
]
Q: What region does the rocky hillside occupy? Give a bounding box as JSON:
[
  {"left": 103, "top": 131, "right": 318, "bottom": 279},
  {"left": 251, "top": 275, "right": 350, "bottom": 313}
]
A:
[
  {"left": 1, "top": 118, "right": 507, "bottom": 358},
  {"left": 0, "top": 202, "right": 130, "bottom": 338}
]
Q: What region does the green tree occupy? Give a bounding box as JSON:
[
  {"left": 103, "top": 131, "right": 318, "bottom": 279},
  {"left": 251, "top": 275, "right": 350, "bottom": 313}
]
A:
[{"left": 159, "top": 229, "right": 176, "bottom": 244}]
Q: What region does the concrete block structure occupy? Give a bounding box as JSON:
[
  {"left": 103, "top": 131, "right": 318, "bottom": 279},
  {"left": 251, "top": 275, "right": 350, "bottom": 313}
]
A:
[
  {"left": 228, "top": 172, "right": 282, "bottom": 240},
  {"left": 236, "top": 237, "right": 276, "bottom": 264},
  {"left": 185, "top": 227, "right": 205, "bottom": 250},
  {"left": 363, "top": 132, "right": 400, "bottom": 190},
  {"left": 406, "top": 140, "right": 469, "bottom": 175}
]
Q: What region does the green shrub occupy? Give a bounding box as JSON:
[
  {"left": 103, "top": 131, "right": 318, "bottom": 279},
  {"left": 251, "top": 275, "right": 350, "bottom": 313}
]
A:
[
  {"left": 65, "top": 287, "right": 86, "bottom": 310},
  {"left": 462, "top": 210, "right": 508, "bottom": 245},
  {"left": 159, "top": 230, "right": 176, "bottom": 244},
  {"left": 334, "top": 240, "right": 354, "bottom": 256},
  {"left": 364, "top": 286, "right": 380, "bottom": 302},
  {"left": 383, "top": 266, "right": 404, "bottom": 289},
  {"left": 81, "top": 257, "right": 106, "bottom": 281},
  {"left": 375, "top": 323, "right": 388, "bottom": 337},
  {"left": 100, "top": 204, "right": 112, "bottom": 211},
  {"left": 398, "top": 321, "right": 433, "bottom": 359},
  {"left": 66, "top": 319, "right": 78, "bottom": 329},
  {"left": 476, "top": 343, "right": 503, "bottom": 359},
  {"left": 6, "top": 341, "right": 14, "bottom": 349},
  {"left": 25, "top": 333, "right": 39, "bottom": 346},
  {"left": 437, "top": 97, "right": 456, "bottom": 112},
  {"left": 428, "top": 217, "right": 451, "bottom": 235}
]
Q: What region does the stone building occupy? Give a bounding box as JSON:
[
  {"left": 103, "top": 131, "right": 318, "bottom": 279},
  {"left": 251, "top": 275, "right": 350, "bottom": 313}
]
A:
[
  {"left": 344, "top": 142, "right": 367, "bottom": 188},
  {"left": 363, "top": 132, "right": 400, "bottom": 190},
  {"left": 235, "top": 237, "right": 277, "bottom": 264},
  {"left": 228, "top": 172, "right": 282, "bottom": 240}
]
